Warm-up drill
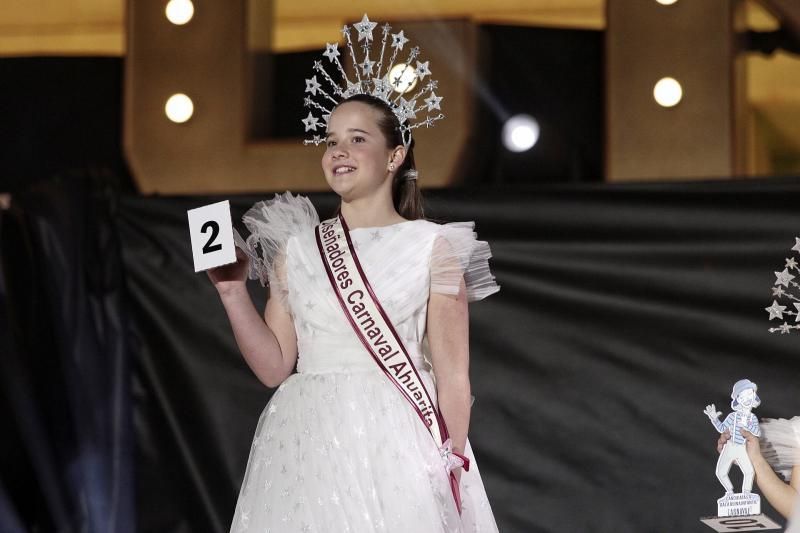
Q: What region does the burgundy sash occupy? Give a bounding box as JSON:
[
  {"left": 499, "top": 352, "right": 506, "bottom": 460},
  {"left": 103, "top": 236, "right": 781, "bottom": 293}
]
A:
[{"left": 315, "top": 215, "right": 469, "bottom": 512}]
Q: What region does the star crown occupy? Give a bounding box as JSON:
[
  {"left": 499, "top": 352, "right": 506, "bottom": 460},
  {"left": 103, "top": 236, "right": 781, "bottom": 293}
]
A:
[
  {"left": 765, "top": 237, "right": 800, "bottom": 333},
  {"left": 301, "top": 14, "right": 444, "bottom": 148}
]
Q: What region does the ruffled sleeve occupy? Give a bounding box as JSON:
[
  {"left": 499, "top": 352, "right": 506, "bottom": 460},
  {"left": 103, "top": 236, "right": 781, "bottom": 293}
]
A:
[
  {"left": 760, "top": 416, "right": 800, "bottom": 481},
  {"left": 429, "top": 222, "right": 500, "bottom": 302},
  {"left": 234, "top": 192, "right": 319, "bottom": 301}
]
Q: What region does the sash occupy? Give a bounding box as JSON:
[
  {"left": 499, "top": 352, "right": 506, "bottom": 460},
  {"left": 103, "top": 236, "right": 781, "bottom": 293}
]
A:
[{"left": 315, "top": 215, "right": 470, "bottom": 513}]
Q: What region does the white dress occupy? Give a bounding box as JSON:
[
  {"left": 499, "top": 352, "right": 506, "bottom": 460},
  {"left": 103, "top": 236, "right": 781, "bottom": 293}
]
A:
[
  {"left": 230, "top": 193, "right": 501, "bottom": 533},
  {"left": 760, "top": 416, "right": 800, "bottom": 482},
  {"left": 760, "top": 417, "right": 800, "bottom": 532}
]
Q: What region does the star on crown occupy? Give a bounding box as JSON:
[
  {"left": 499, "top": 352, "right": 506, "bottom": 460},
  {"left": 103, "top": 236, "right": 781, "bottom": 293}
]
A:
[
  {"left": 766, "top": 238, "right": 800, "bottom": 333},
  {"left": 301, "top": 14, "right": 445, "bottom": 147}
]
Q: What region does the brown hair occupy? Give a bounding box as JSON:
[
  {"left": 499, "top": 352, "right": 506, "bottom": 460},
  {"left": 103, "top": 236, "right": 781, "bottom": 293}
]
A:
[{"left": 335, "top": 94, "right": 424, "bottom": 220}]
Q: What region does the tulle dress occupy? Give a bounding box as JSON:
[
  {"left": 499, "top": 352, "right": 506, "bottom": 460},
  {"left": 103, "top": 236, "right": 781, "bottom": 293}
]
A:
[
  {"left": 760, "top": 417, "right": 800, "bottom": 531},
  {"left": 760, "top": 416, "right": 800, "bottom": 482},
  {"left": 229, "top": 192, "right": 501, "bottom": 533}
]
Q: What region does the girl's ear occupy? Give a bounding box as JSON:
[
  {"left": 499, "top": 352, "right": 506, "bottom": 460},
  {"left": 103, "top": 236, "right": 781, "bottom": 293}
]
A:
[{"left": 391, "top": 145, "right": 406, "bottom": 167}]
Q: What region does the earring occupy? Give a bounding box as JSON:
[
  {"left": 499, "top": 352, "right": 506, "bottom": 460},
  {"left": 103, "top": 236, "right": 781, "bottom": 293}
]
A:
[{"left": 389, "top": 163, "right": 395, "bottom": 171}]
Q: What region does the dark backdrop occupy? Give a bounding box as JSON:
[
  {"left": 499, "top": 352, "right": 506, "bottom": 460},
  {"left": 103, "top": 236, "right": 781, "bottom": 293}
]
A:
[
  {"left": 120, "top": 180, "right": 800, "bottom": 531},
  {"left": 5, "top": 174, "right": 800, "bottom": 533}
]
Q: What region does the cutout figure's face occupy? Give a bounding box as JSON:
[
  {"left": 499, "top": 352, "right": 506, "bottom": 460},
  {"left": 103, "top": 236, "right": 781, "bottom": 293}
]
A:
[{"left": 736, "top": 388, "right": 755, "bottom": 409}]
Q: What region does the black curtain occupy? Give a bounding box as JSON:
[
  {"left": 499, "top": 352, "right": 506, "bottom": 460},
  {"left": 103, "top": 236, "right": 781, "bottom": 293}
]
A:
[
  {"left": 5, "top": 178, "right": 800, "bottom": 532},
  {"left": 114, "top": 179, "right": 800, "bottom": 532},
  {"left": 1, "top": 176, "right": 135, "bottom": 533}
]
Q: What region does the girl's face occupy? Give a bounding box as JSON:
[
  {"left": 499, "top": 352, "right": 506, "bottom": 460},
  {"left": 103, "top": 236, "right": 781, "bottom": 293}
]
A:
[{"left": 322, "top": 101, "right": 399, "bottom": 201}]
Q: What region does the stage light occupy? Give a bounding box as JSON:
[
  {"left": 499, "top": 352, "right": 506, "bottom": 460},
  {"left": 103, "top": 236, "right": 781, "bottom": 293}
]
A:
[
  {"left": 165, "top": 93, "right": 194, "bottom": 123},
  {"left": 388, "top": 63, "right": 418, "bottom": 94},
  {"left": 655, "top": 0, "right": 679, "bottom": 5},
  {"left": 502, "top": 114, "right": 540, "bottom": 152},
  {"left": 653, "top": 77, "right": 682, "bottom": 107},
  {"left": 165, "top": 0, "right": 194, "bottom": 25}
]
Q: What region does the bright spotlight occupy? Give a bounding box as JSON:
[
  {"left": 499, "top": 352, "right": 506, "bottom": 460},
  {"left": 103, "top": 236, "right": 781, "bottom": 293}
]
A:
[
  {"left": 388, "top": 63, "right": 418, "bottom": 94},
  {"left": 165, "top": 0, "right": 194, "bottom": 25},
  {"left": 165, "top": 93, "right": 194, "bottom": 123},
  {"left": 502, "top": 114, "right": 540, "bottom": 152},
  {"left": 655, "top": 0, "right": 678, "bottom": 5},
  {"left": 653, "top": 77, "right": 683, "bottom": 107}
]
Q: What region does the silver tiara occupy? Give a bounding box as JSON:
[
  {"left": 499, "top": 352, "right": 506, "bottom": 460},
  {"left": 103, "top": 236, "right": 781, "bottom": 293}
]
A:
[
  {"left": 765, "top": 237, "right": 800, "bottom": 333},
  {"left": 301, "top": 14, "right": 445, "bottom": 148}
]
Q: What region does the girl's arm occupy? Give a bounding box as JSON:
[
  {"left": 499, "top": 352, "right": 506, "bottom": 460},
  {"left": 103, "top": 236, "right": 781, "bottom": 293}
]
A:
[
  {"left": 741, "top": 428, "right": 799, "bottom": 519},
  {"left": 209, "top": 249, "right": 298, "bottom": 387},
  {"left": 427, "top": 277, "right": 471, "bottom": 478}
]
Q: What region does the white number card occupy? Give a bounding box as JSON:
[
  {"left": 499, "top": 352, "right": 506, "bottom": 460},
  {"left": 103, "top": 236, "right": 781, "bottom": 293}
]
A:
[{"left": 187, "top": 200, "right": 237, "bottom": 272}]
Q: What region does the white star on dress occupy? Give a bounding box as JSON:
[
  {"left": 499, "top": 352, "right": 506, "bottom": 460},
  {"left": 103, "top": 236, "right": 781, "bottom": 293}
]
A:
[
  {"left": 779, "top": 322, "right": 792, "bottom": 334},
  {"left": 775, "top": 269, "right": 795, "bottom": 287},
  {"left": 786, "top": 257, "right": 798, "bottom": 270},
  {"left": 792, "top": 237, "right": 800, "bottom": 254},
  {"left": 354, "top": 14, "right": 377, "bottom": 42},
  {"left": 794, "top": 303, "right": 800, "bottom": 322},
  {"left": 765, "top": 300, "right": 787, "bottom": 320}
]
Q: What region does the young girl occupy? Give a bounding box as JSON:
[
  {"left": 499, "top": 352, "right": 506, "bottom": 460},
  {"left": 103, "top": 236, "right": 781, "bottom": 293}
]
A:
[
  {"left": 717, "top": 416, "right": 800, "bottom": 521},
  {"left": 208, "top": 88, "right": 500, "bottom": 530}
]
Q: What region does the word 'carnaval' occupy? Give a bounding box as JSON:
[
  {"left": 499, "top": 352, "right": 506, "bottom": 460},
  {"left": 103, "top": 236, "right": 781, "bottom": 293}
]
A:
[{"left": 319, "top": 221, "right": 435, "bottom": 427}]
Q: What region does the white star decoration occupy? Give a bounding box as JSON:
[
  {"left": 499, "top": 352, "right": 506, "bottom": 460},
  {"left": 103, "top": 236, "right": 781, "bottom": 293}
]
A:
[
  {"left": 354, "top": 14, "right": 377, "bottom": 42},
  {"left": 372, "top": 77, "right": 391, "bottom": 99},
  {"left": 323, "top": 42, "right": 340, "bottom": 62},
  {"left": 391, "top": 30, "right": 409, "bottom": 50},
  {"left": 301, "top": 112, "right": 320, "bottom": 132},
  {"left": 397, "top": 98, "right": 416, "bottom": 121},
  {"left": 767, "top": 237, "right": 800, "bottom": 334},
  {"left": 424, "top": 91, "right": 443, "bottom": 111},
  {"left": 415, "top": 60, "right": 431, "bottom": 80},
  {"left": 775, "top": 269, "right": 795, "bottom": 287},
  {"left": 344, "top": 79, "right": 361, "bottom": 98},
  {"left": 304, "top": 76, "right": 321, "bottom": 95},
  {"left": 360, "top": 57, "right": 375, "bottom": 75},
  {"left": 765, "top": 300, "right": 787, "bottom": 320}
]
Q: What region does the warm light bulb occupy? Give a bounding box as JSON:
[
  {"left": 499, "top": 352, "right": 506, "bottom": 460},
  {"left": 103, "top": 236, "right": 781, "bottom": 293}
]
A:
[
  {"left": 388, "top": 63, "right": 418, "bottom": 94},
  {"left": 655, "top": 0, "right": 679, "bottom": 5},
  {"left": 165, "top": 93, "right": 194, "bottom": 123},
  {"left": 653, "top": 77, "right": 683, "bottom": 107},
  {"left": 165, "top": 0, "right": 194, "bottom": 25}
]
